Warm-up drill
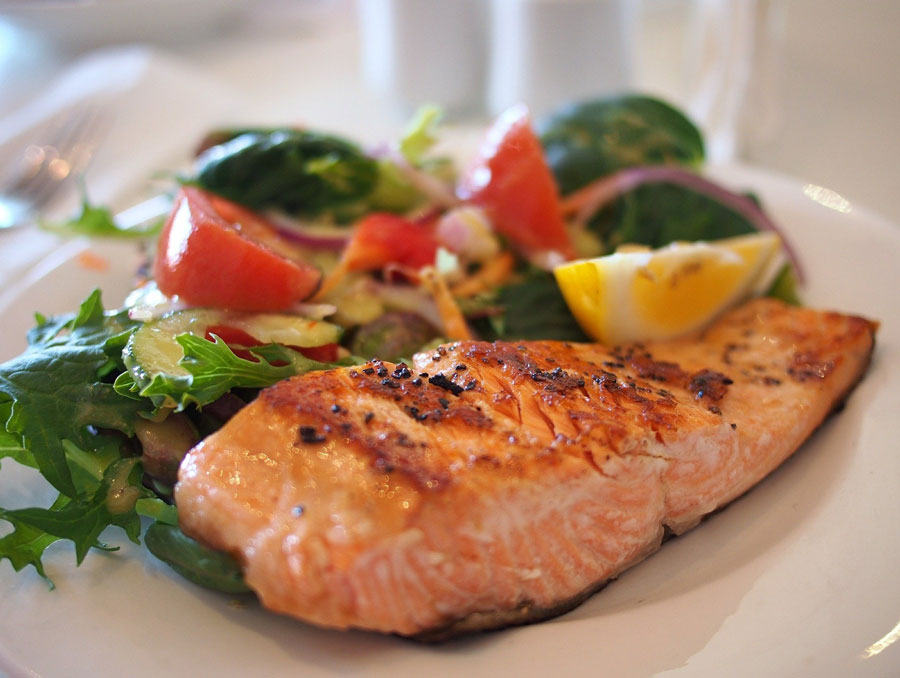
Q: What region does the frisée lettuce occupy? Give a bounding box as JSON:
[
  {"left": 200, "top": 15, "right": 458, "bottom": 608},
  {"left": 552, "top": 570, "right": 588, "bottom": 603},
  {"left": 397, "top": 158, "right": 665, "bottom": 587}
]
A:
[{"left": 0, "top": 291, "right": 353, "bottom": 583}]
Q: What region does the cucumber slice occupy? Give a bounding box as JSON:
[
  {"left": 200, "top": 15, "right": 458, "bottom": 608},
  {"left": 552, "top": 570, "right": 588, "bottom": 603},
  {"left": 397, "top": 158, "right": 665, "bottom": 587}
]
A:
[{"left": 124, "top": 309, "right": 341, "bottom": 388}]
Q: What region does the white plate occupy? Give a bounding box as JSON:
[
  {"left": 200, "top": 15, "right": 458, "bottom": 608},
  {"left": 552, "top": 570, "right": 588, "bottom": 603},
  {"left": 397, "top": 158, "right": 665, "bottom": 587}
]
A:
[
  {"left": 2, "top": 0, "right": 245, "bottom": 50},
  {"left": 1, "top": 165, "right": 899, "bottom": 677}
]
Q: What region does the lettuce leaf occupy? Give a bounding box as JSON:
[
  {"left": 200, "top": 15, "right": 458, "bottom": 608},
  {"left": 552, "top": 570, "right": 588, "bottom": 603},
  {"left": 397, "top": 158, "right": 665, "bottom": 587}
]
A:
[
  {"left": 2, "top": 458, "right": 143, "bottom": 566},
  {"left": 0, "top": 292, "right": 357, "bottom": 583},
  {"left": 0, "top": 292, "right": 148, "bottom": 580},
  {"left": 120, "top": 334, "right": 357, "bottom": 411},
  {"left": 0, "top": 291, "right": 144, "bottom": 498},
  {"left": 40, "top": 194, "right": 161, "bottom": 239}
]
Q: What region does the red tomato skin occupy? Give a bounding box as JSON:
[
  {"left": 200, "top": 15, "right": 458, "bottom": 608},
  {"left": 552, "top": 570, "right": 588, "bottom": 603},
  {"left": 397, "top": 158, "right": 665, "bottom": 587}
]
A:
[
  {"left": 342, "top": 212, "right": 440, "bottom": 272},
  {"left": 458, "top": 104, "right": 574, "bottom": 261},
  {"left": 296, "top": 343, "right": 339, "bottom": 362},
  {"left": 154, "top": 187, "right": 321, "bottom": 312},
  {"left": 205, "top": 324, "right": 338, "bottom": 363}
]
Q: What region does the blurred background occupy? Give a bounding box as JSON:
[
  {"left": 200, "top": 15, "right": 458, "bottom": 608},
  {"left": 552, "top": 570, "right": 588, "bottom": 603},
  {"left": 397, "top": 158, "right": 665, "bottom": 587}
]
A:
[{"left": 0, "top": 0, "right": 898, "bottom": 221}]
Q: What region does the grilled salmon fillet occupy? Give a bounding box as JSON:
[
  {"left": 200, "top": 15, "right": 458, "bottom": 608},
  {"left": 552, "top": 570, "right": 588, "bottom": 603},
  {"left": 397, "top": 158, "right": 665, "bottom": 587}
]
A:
[{"left": 175, "top": 299, "right": 876, "bottom": 638}]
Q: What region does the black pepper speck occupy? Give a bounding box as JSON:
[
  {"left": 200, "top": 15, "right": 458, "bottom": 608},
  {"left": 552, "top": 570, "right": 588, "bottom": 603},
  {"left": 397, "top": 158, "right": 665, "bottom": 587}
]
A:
[
  {"left": 392, "top": 364, "right": 412, "bottom": 379},
  {"left": 299, "top": 426, "right": 326, "bottom": 443},
  {"left": 428, "top": 373, "right": 464, "bottom": 396}
]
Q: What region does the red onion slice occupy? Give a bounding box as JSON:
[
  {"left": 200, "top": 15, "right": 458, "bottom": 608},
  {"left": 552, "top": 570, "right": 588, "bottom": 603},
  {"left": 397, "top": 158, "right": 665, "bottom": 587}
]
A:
[
  {"left": 265, "top": 213, "right": 350, "bottom": 252},
  {"left": 561, "top": 166, "right": 805, "bottom": 281}
]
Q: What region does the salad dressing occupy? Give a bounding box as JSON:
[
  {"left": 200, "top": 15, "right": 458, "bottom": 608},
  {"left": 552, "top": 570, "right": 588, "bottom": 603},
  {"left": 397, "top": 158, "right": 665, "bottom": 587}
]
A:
[{"left": 105, "top": 459, "right": 141, "bottom": 515}]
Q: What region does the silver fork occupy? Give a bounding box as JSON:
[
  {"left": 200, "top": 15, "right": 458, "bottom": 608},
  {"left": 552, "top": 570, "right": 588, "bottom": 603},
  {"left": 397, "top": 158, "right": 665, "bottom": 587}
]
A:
[{"left": 0, "top": 104, "right": 107, "bottom": 230}]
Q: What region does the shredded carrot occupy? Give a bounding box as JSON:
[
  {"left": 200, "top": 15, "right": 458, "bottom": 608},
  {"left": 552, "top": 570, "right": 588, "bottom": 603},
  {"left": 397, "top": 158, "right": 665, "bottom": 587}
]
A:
[
  {"left": 76, "top": 250, "right": 109, "bottom": 272},
  {"left": 310, "top": 261, "right": 349, "bottom": 302},
  {"left": 420, "top": 268, "right": 472, "bottom": 341},
  {"left": 450, "top": 251, "right": 516, "bottom": 299}
]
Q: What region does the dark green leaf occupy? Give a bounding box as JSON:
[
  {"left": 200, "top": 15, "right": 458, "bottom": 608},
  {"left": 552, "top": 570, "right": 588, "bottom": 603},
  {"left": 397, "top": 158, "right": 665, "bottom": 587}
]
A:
[
  {"left": 0, "top": 514, "right": 60, "bottom": 584},
  {"left": 592, "top": 183, "right": 758, "bottom": 252},
  {"left": 179, "top": 336, "right": 315, "bottom": 404},
  {"left": 0, "top": 290, "right": 145, "bottom": 498},
  {"left": 0, "top": 397, "right": 34, "bottom": 469},
  {"left": 538, "top": 94, "right": 705, "bottom": 195},
  {"left": 2, "top": 458, "right": 143, "bottom": 565},
  {"left": 193, "top": 129, "right": 378, "bottom": 219},
  {"left": 471, "top": 271, "right": 589, "bottom": 342}
]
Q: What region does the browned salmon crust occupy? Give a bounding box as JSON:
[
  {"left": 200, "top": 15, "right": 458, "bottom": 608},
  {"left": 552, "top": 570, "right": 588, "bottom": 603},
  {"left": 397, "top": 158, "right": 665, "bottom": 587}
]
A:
[{"left": 175, "top": 299, "right": 876, "bottom": 638}]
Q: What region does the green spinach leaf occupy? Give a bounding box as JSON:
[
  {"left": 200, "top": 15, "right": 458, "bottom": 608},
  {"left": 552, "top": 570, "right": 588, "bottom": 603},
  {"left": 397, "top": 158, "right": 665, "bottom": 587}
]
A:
[
  {"left": 193, "top": 128, "right": 378, "bottom": 219},
  {"left": 592, "top": 182, "right": 758, "bottom": 251},
  {"left": 538, "top": 94, "right": 705, "bottom": 195},
  {"left": 471, "top": 271, "right": 589, "bottom": 342}
]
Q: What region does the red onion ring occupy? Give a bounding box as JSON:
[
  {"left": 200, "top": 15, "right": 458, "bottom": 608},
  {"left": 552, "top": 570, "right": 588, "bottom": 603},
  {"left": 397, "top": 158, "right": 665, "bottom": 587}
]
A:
[
  {"left": 265, "top": 214, "right": 350, "bottom": 252},
  {"left": 561, "top": 166, "right": 805, "bottom": 282}
]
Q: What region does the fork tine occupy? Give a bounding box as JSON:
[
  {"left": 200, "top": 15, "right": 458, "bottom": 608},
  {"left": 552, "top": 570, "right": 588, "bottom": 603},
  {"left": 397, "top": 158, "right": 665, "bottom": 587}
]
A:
[
  {"left": 1, "top": 103, "right": 106, "bottom": 215},
  {"left": 21, "top": 162, "right": 71, "bottom": 212},
  {"left": 52, "top": 104, "right": 104, "bottom": 161}
]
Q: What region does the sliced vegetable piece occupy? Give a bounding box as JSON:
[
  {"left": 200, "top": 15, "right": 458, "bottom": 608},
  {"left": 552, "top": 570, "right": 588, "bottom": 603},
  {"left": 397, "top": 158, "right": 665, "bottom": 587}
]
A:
[
  {"left": 350, "top": 311, "right": 439, "bottom": 360},
  {"left": 144, "top": 522, "right": 250, "bottom": 594},
  {"left": 450, "top": 251, "right": 516, "bottom": 298},
  {"left": 204, "top": 325, "right": 338, "bottom": 363},
  {"left": 314, "top": 212, "right": 441, "bottom": 300},
  {"left": 134, "top": 413, "right": 199, "bottom": 485},
  {"left": 458, "top": 104, "right": 575, "bottom": 265},
  {"left": 124, "top": 308, "right": 341, "bottom": 391},
  {"left": 554, "top": 232, "right": 783, "bottom": 345},
  {"left": 420, "top": 269, "right": 472, "bottom": 341},
  {"left": 154, "top": 187, "right": 322, "bottom": 312},
  {"left": 343, "top": 212, "right": 440, "bottom": 272}
]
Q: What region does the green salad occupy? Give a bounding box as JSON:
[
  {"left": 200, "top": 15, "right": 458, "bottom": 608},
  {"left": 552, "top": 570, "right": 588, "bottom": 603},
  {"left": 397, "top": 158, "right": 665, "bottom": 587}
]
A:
[{"left": 0, "top": 94, "right": 800, "bottom": 591}]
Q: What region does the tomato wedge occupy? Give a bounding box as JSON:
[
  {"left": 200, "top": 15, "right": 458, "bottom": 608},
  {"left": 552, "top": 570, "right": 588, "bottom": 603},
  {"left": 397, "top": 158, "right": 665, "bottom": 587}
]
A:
[
  {"left": 458, "top": 104, "right": 574, "bottom": 264},
  {"left": 154, "top": 187, "right": 322, "bottom": 311},
  {"left": 341, "top": 212, "right": 440, "bottom": 273}
]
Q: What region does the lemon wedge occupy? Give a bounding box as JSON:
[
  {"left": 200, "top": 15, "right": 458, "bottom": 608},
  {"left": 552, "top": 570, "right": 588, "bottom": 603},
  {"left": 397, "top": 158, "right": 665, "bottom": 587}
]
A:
[{"left": 554, "top": 232, "right": 783, "bottom": 345}]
